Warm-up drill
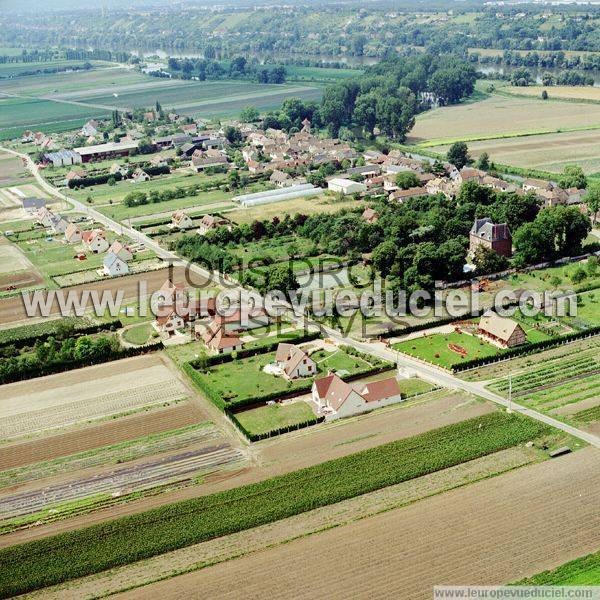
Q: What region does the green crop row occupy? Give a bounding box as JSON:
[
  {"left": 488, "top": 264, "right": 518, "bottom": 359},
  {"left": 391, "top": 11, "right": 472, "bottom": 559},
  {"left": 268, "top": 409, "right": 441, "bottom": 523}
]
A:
[
  {"left": 516, "top": 549, "right": 600, "bottom": 585},
  {"left": 0, "top": 412, "right": 550, "bottom": 598}
]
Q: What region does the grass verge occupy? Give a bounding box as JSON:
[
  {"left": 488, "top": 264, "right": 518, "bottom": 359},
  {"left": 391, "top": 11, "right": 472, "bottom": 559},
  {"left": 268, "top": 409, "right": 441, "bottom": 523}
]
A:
[
  {"left": 0, "top": 411, "right": 550, "bottom": 597},
  {"left": 516, "top": 550, "right": 600, "bottom": 585}
]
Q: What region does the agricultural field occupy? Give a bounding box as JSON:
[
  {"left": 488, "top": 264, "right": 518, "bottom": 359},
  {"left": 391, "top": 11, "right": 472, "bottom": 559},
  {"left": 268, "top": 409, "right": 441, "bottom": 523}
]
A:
[
  {"left": 0, "top": 66, "right": 324, "bottom": 137},
  {"left": 406, "top": 92, "right": 600, "bottom": 147},
  {"left": 128, "top": 448, "right": 599, "bottom": 600},
  {"left": 0, "top": 411, "right": 554, "bottom": 597},
  {"left": 503, "top": 85, "right": 600, "bottom": 103},
  {"left": 488, "top": 343, "right": 600, "bottom": 428},
  {"left": 0, "top": 353, "right": 190, "bottom": 440},
  {"left": 518, "top": 549, "right": 600, "bottom": 586}
]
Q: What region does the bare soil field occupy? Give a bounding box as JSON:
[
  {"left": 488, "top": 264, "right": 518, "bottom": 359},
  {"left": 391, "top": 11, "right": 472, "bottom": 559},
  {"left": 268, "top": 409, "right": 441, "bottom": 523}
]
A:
[
  {"left": 0, "top": 354, "right": 189, "bottom": 439},
  {"left": 430, "top": 128, "right": 600, "bottom": 174},
  {"left": 0, "top": 265, "right": 204, "bottom": 324},
  {"left": 0, "top": 242, "right": 35, "bottom": 274},
  {"left": 29, "top": 446, "right": 541, "bottom": 599},
  {"left": 117, "top": 448, "right": 600, "bottom": 600},
  {"left": 406, "top": 94, "right": 600, "bottom": 146},
  {"left": 0, "top": 401, "right": 205, "bottom": 471},
  {"left": 0, "top": 390, "right": 494, "bottom": 547}
]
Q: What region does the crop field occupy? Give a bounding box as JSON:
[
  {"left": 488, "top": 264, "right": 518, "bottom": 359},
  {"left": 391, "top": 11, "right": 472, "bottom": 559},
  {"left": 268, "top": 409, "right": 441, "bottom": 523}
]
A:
[
  {"left": 0, "top": 401, "right": 206, "bottom": 471},
  {"left": 133, "top": 448, "right": 599, "bottom": 600},
  {"left": 488, "top": 345, "right": 600, "bottom": 419},
  {"left": 0, "top": 354, "right": 190, "bottom": 440},
  {"left": 0, "top": 67, "right": 323, "bottom": 136},
  {"left": 432, "top": 128, "right": 600, "bottom": 175},
  {"left": 0, "top": 412, "right": 552, "bottom": 597},
  {"left": 504, "top": 85, "right": 600, "bottom": 103},
  {"left": 406, "top": 93, "right": 600, "bottom": 147},
  {"left": 0, "top": 60, "right": 111, "bottom": 79},
  {"left": 518, "top": 549, "right": 600, "bottom": 586}
]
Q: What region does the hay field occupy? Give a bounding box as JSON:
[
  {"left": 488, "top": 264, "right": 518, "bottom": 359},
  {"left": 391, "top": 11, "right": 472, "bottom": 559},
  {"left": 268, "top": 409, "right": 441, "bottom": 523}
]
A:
[
  {"left": 430, "top": 129, "right": 600, "bottom": 174},
  {"left": 406, "top": 94, "right": 600, "bottom": 147},
  {"left": 503, "top": 85, "right": 600, "bottom": 102}
]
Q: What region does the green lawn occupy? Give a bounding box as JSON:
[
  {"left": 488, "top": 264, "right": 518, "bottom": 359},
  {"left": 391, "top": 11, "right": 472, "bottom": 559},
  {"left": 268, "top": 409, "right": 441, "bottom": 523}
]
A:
[
  {"left": 198, "top": 347, "right": 373, "bottom": 404},
  {"left": 394, "top": 331, "right": 501, "bottom": 369},
  {"left": 122, "top": 322, "right": 155, "bottom": 345},
  {"left": 234, "top": 401, "right": 316, "bottom": 436}
]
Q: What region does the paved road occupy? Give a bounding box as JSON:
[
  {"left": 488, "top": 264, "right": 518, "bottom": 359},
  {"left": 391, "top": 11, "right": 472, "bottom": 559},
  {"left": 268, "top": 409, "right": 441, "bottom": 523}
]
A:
[{"left": 4, "top": 145, "right": 600, "bottom": 449}]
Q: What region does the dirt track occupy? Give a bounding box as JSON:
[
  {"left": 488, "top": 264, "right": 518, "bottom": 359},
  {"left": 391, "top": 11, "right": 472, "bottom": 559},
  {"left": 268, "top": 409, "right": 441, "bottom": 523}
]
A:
[
  {"left": 116, "top": 448, "right": 600, "bottom": 600},
  {"left": 0, "top": 391, "right": 492, "bottom": 547},
  {"left": 0, "top": 402, "right": 205, "bottom": 471}
]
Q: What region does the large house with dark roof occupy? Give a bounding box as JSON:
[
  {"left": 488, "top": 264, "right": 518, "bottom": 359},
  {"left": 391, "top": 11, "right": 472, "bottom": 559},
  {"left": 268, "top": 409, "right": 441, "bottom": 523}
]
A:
[{"left": 469, "top": 217, "right": 512, "bottom": 258}]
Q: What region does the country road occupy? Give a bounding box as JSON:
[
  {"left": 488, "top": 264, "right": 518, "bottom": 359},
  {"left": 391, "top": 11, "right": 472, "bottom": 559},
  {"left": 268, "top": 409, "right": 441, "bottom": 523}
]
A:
[{"left": 3, "top": 145, "right": 600, "bottom": 449}]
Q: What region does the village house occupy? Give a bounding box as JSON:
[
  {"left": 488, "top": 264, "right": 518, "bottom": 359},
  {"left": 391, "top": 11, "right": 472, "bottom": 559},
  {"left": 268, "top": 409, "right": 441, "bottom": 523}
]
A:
[
  {"left": 477, "top": 311, "right": 527, "bottom": 348},
  {"left": 274, "top": 343, "right": 317, "bottom": 380},
  {"left": 457, "top": 167, "right": 486, "bottom": 185},
  {"left": 103, "top": 252, "right": 130, "bottom": 277},
  {"left": 269, "top": 170, "right": 293, "bottom": 187},
  {"left": 65, "top": 169, "right": 86, "bottom": 186},
  {"left": 389, "top": 187, "right": 428, "bottom": 202},
  {"left": 150, "top": 154, "right": 169, "bottom": 168},
  {"left": 201, "top": 321, "right": 243, "bottom": 354},
  {"left": 362, "top": 207, "right": 379, "bottom": 224},
  {"left": 64, "top": 223, "right": 82, "bottom": 244},
  {"left": 21, "top": 130, "right": 35, "bottom": 143},
  {"left": 197, "top": 214, "right": 230, "bottom": 235},
  {"left": 35, "top": 207, "right": 54, "bottom": 227},
  {"left": 22, "top": 197, "right": 46, "bottom": 214},
  {"left": 191, "top": 150, "right": 229, "bottom": 172},
  {"left": 49, "top": 213, "right": 69, "bottom": 234},
  {"left": 132, "top": 168, "right": 151, "bottom": 183},
  {"left": 180, "top": 123, "right": 198, "bottom": 135},
  {"left": 81, "top": 120, "right": 99, "bottom": 137},
  {"left": 328, "top": 178, "right": 367, "bottom": 195},
  {"left": 522, "top": 178, "right": 553, "bottom": 193},
  {"left": 82, "top": 229, "right": 109, "bottom": 253},
  {"left": 109, "top": 163, "right": 129, "bottom": 178},
  {"left": 107, "top": 240, "right": 133, "bottom": 262},
  {"left": 312, "top": 373, "right": 402, "bottom": 420},
  {"left": 469, "top": 217, "right": 512, "bottom": 258},
  {"left": 171, "top": 210, "right": 194, "bottom": 230}
]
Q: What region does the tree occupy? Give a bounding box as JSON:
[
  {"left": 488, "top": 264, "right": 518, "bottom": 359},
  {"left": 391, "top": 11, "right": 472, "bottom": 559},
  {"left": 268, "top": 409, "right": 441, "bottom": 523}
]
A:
[
  {"left": 558, "top": 165, "right": 587, "bottom": 190},
  {"left": 475, "top": 152, "right": 490, "bottom": 171},
  {"left": 541, "top": 89, "right": 549, "bottom": 100},
  {"left": 513, "top": 221, "right": 554, "bottom": 265},
  {"left": 585, "top": 182, "right": 600, "bottom": 225},
  {"left": 447, "top": 142, "right": 470, "bottom": 169},
  {"left": 223, "top": 126, "right": 242, "bottom": 144},
  {"left": 472, "top": 245, "right": 509, "bottom": 275},
  {"left": 372, "top": 240, "right": 397, "bottom": 277},
  {"left": 395, "top": 171, "right": 420, "bottom": 190},
  {"left": 240, "top": 106, "right": 260, "bottom": 123},
  {"left": 264, "top": 263, "right": 299, "bottom": 296}
]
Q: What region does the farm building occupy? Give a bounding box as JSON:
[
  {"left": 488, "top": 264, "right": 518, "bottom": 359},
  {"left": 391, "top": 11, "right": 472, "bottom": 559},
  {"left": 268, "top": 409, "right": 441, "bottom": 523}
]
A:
[
  {"left": 274, "top": 343, "right": 316, "bottom": 380},
  {"left": 469, "top": 218, "right": 512, "bottom": 258},
  {"left": 327, "top": 178, "right": 367, "bottom": 195},
  {"left": 312, "top": 373, "right": 401, "bottom": 420},
  {"left": 103, "top": 253, "right": 130, "bottom": 277},
  {"left": 477, "top": 312, "right": 526, "bottom": 348},
  {"left": 43, "top": 150, "right": 82, "bottom": 167},
  {"left": 389, "top": 187, "right": 428, "bottom": 202},
  {"left": 74, "top": 140, "right": 139, "bottom": 163},
  {"left": 234, "top": 183, "right": 320, "bottom": 208}
]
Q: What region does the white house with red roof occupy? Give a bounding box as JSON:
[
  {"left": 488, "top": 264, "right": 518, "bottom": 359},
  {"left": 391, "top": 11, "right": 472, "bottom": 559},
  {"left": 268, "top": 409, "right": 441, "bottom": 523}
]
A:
[{"left": 312, "top": 373, "right": 401, "bottom": 420}]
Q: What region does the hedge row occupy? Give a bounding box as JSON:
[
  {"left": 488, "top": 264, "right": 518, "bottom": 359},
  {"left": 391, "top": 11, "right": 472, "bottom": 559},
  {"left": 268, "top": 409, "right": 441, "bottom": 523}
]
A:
[
  {"left": 0, "top": 412, "right": 551, "bottom": 598},
  {"left": 451, "top": 326, "right": 600, "bottom": 372},
  {"left": 67, "top": 165, "right": 170, "bottom": 189},
  {"left": 228, "top": 412, "right": 325, "bottom": 442},
  {"left": 0, "top": 318, "right": 122, "bottom": 349},
  {"left": 0, "top": 342, "right": 163, "bottom": 385}
]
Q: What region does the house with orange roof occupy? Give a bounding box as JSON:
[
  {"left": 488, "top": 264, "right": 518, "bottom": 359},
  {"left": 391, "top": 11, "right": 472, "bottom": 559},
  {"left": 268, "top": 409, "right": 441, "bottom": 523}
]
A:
[{"left": 64, "top": 223, "right": 82, "bottom": 244}]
